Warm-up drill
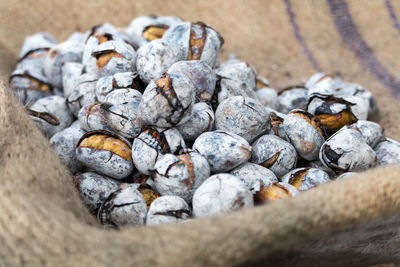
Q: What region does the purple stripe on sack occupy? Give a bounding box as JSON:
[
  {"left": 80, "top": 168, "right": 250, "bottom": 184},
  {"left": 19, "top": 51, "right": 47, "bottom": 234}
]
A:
[
  {"left": 385, "top": 0, "right": 400, "bottom": 34},
  {"left": 328, "top": 0, "right": 400, "bottom": 97},
  {"left": 283, "top": 0, "right": 322, "bottom": 71}
]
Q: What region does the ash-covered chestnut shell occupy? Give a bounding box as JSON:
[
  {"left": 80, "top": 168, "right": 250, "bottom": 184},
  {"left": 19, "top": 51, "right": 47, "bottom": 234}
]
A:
[
  {"left": 79, "top": 89, "right": 143, "bottom": 138},
  {"left": 280, "top": 167, "right": 331, "bottom": 191},
  {"left": 215, "top": 96, "right": 268, "bottom": 143},
  {"left": 193, "top": 130, "right": 252, "bottom": 173},
  {"left": 307, "top": 74, "right": 343, "bottom": 96},
  {"left": 176, "top": 102, "right": 214, "bottom": 143},
  {"left": 153, "top": 150, "right": 210, "bottom": 203},
  {"left": 9, "top": 68, "right": 53, "bottom": 104},
  {"left": 336, "top": 172, "right": 358, "bottom": 180},
  {"left": 320, "top": 126, "right": 376, "bottom": 173},
  {"left": 192, "top": 173, "right": 253, "bottom": 218},
  {"left": 18, "top": 32, "right": 57, "bottom": 60},
  {"left": 102, "top": 89, "right": 143, "bottom": 138},
  {"left": 98, "top": 184, "right": 147, "bottom": 227},
  {"left": 127, "top": 15, "right": 183, "bottom": 45},
  {"left": 277, "top": 86, "right": 308, "bottom": 114},
  {"left": 374, "top": 138, "right": 400, "bottom": 166},
  {"left": 15, "top": 48, "right": 50, "bottom": 78},
  {"left": 230, "top": 162, "right": 278, "bottom": 194},
  {"left": 340, "top": 95, "right": 369, "bottom": 121},
  {"left": 250, "top": 134, "right": 297, "bottom": 178},
  {"left": 28, "top": 95, "right": 74, "bottom": 138},
  {"left": 78, "top": 103, "right": 108, "bottom": 132},
  {"left": 215, "top": 59, "right": 258, "bottom": 104},
  {"left": 50, "top": 123, "right": 86, "bottom": 173},
  {"left": 67, "top": 73, "right": 98, "bottom": 116},
  {"left": 283, "top": 110, "right": 326, "bottom": 161},
  {"left": 132, "top": 127, "right": 186, "bottom": 175},
  {"left": 146, "top": 195, "right": 190, "bottom": 225},
  {"left": 74, "top": 172, "right": 121, "bottom": 214},
  {"left": 15, "top": 32, "right": 57, "bottom": 77},
  {"left": 350, "top": 120, "right": 383, "bottom": 148},
  {"left": 76, "top": 130, "right": 134, "bottom": 179},
  {"left": 256, "top": 87, "right": 279, "bottom": 110},
  {"left": 96, "top": 72, "right": 144, "bottom": 102},
  {"left": 136, "top": 72, "right": 195, "bottom": 127},
  {"left": 305, "top": 72, "right": 327, "bottom": 90},
  {"left": 44, "top": 41, "right": 84, "bottom": 88},
  {"left": 334, "top": 82, "right": 378, "bottom": 119},
  {"left": 167, "top": 60, "right": 216, "bottom": 102},
  {"left": 162, "top": 21, "right": 224, "bottom": 68},
  {"left": 62, "top": 62, "right": 84, "bottom": 98},
  {"left": 90, "top": 40, "right": 137, "bottom": 77},
  {"left": 82, "top": 24, "right": 136, "bottom": 74},
  {"left": 136, "top": 39, "right": 182, "bottom": 83}
]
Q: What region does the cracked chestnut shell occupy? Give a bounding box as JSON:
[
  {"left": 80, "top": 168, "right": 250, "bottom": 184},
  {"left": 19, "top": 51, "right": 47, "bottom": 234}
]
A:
[
  {"left": 280, "top": 167, "right": 331, "bottom": 191},
  {"left": 127, "top": 15, "right": 182, "bottom": 46},
  {"left": 29, "top": 95, "right": 74, "bottom": 138},
  {"left": 307, "top": 94, "right": 358, "bottom": 133},
  {"left": 176, "top": 102, "right": 215, "bottom": 143},
  {"left": 153, "top": 150, "right": 210, "bottom": 203},
  {"left": 146, "top": 195, "right": 190, "bottom": 225},
  {"left": 319, "top": 126, "right": 376, "bottom": 173},
  {"left": 9, "top": 68, "right": 53, "bottom": 104},
  {"left": 98, "top": 184, "right": 147, "bottom": 227},
  {"left": 215, "top": 59, "right": 259, "bottom": 104},
  {"left": 74, "top": 172, "right": 121, "bottom": 214},
  {"left": 67, "top": 73, "right": 98, "bottom": 116},
  {"left": 78, "top": 89, "right": 143, "bottom": 138},
  {"left": 162, "top": 21, "right": 224, "bottom": 68},
  {"left": 90, "top": 40, "right": 137, "bottom": 77},
  {"left": 44, "top": 40, "right": 84, "bottom": 88},
  {"left": 136, "top": 39, "right": 182, "bottom": 84},
  {"left": 96, "top": 72, "right": 144, "bottom": 102},
  {"left": 192, "top": 173, "right": 253, "bottom": 218},
  {"left": 254, "top": 182, "right": 298, "bottom": 204},
  {"left": 230, "top": 162, "right": 278, "bottom": 194},
  {"left": 167, "top": 60, "right": 216, "bottom": 102},
  {"left": 76, "top": 130, "right": 134, "bottom": 179},
  {"left": 283, "top": 109, "right": 326, "bottom": 161},
  {"left": 277, "top": 85, "right": 308, "bottom": 114},
  {"left": 250, "top": 134, "right": 297, "bottom": 178},
  {"left": 193, "top": 130, "right": 252, "bottom": 173},
  {"left": 132, "top": 127, "right": 186, "bottom": 175},
  {"left": 215, "top": 96, "right": 268, "bottom": 143},
  {"left": 136, "top": 72, "right": 195, "bottom": 127}
]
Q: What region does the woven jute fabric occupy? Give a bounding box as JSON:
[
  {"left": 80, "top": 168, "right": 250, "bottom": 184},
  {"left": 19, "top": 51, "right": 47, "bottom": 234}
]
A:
[{"left": 1, "top": 0, "right": 400, "bottom": 266}]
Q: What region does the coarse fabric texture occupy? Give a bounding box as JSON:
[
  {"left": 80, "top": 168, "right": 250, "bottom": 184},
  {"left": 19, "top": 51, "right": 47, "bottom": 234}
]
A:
[{"left": 1, "top": 0, "right": 400, "bottom": 266}]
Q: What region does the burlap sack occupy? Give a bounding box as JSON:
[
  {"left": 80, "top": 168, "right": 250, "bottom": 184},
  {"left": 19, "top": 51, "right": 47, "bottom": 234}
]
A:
[{"left": 1, "top": 0, "right": 400, "bottom": 266}]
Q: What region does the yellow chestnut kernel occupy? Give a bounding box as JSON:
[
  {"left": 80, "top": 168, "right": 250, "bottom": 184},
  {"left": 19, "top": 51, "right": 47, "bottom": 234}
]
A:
[
  {"left": 95, "top": 51, "right": 124, "bottom": 70},
  {"left": 260, "top": 151, "right": 280, "bottom": 168},
  {"left": 316, "top": 110, "right": 357, "bottom": 132},
  {"left": 142, "top": 25, "right": 169, "bottom": 41},
  {"left": 156, "top": 74, "right": 172, "bottom": 90},
  {"left": 79, "top": 134, "right": 131, "bottom": 160},
  {"left": 138, "top": 185, "right": 160, "bottom": 209},
  {"left": 255, "top": 183, "right": 291, "bottom": 204},
  {"left": 188, "top": 22, "right": 206, "bottom": 60},
  {"left": 288, "top": 168, "right": 310, "bottom": 189}
]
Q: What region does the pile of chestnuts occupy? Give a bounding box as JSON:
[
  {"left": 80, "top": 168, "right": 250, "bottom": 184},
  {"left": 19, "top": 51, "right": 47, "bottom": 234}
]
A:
[{"left": 9, "top": 15, "right": 400, "bottom": 228}]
